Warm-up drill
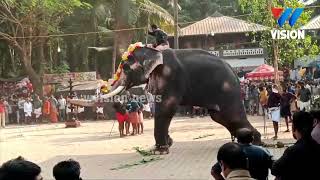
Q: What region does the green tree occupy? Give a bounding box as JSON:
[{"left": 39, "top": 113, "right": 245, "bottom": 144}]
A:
[
  {"left": 0, "top": 0, "right": 90, "bottom": 94},
  {"left": 238, "top": 0, "right": 319, "bottom": 67},
  {"left": 151, "top": 0, "right": 239, "bottom": 25},
  {"left": 83, "top": 0, "right": 174, "bottom": 77}
]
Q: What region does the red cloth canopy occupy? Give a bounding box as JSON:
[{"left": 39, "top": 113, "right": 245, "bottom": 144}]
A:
[{"left": 246, "top": 64, "right": 283, "bottom": 81}]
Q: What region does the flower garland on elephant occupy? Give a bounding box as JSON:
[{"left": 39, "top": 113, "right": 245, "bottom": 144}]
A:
[{"left": 100, "top": 42, "right": 144, "bottom": 94}]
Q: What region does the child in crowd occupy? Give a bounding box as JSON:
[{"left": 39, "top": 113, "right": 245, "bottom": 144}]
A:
[
  {"left": 126, "top": 94, "right": 140, "bottom": 136},
  {"left": 96, "top": 104, "right": 105, "bottom": 120},
  {"left": 113, "top": 101, "right": 128, "bottom": 137},
  {"left": 138, "top": 101, "right": 144, "bottom": 134},
  {"left": 142, "top": 102, "right": 151, "bottom": 119}
]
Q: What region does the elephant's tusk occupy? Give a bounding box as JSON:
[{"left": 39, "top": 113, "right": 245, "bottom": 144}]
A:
[
  {"left": 100, "top": 85, "right": 125, "bottom": 99},
  {"left": 68, "top": 99, "right": 95, "bottom": 107}
]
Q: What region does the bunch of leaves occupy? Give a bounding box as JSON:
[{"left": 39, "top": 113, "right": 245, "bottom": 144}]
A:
[
  {"left": 110, "top": 156, "right": 163, "bottom": 170},
  {"left": 133, "top": 146, "right": 154, "bottom": 156},
  {"left": 52, "top": 61, "right": 70, "bottom": 74},
  {"left": 193, "top": 133, "right": 215, "bottom": 140}
]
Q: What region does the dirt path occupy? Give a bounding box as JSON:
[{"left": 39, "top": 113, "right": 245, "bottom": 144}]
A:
[{"left": 0, "top": 116, "right": 294, "bottom": 179}]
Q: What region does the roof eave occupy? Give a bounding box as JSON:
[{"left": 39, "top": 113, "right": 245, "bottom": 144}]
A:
[{"left": 169, "top": 29, "right": 268, "bottom": 37}]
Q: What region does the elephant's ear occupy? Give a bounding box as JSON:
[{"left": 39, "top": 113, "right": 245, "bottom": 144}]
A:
[{"left": 142, "top": 48, "right": 163, "bottom": 79}]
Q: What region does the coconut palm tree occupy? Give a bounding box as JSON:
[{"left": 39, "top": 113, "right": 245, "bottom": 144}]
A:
[{"left": 92, "top": 0, "right": 175, "bottom": 75}]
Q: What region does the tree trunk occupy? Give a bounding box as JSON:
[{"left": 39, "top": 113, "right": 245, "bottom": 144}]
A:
[
  {"left": 8, "top": 48, "right": 17, "bottom": 73},
  {"left": 80, "top": 35, "right": 89, "bottom": 71},
  {"left": 111, "top": 0, "right": 132, "bottom": 77},
  {"left": 115, "top": 0, "right": 132, "bottom": 50},
  {"left": 111, "top": 37, "right": 118, "bottom": 76},
  {"left": 38, "top": 41, "right": 45, "bottom": 75},
  {"left": 66, "top": 39, "right": 74, "bottom": 71},
  {"left": 20, "top": 40, "right": 42, "bottom": 96},
  {"left": 174, "top": 0, "right": 179, "bottom": 49}
]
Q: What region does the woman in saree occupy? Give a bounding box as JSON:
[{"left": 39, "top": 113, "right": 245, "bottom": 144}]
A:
[
  {"left": 43, "top": 97, "right": 51, "bottom": 122},
  {"left": 49, "top": 95, "right": 58, "bottom": 123}
]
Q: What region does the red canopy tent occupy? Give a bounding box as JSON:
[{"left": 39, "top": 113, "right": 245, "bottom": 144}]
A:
[{"left": 246, "top": 64, "right": 283, "bottom": 81}]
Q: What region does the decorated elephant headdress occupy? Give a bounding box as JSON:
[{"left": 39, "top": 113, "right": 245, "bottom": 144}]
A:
[{"left": 100, "top": 42, "right": 144, "bottom": 94}]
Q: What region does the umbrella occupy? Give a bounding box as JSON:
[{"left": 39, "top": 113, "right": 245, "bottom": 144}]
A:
[{"left": 246, "top": 64, "right": 283, "bottom": 81}]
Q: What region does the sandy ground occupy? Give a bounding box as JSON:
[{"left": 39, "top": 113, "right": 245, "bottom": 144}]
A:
[{"left": 0, "top": 115, "right": 294, "bottom": 180}]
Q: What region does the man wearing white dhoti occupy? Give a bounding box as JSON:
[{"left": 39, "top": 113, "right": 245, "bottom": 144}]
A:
[
  {"left": 33, "top": 95, "right": 42, "bottom": 123},
  {"left": 24, "top": 98, "right": 33, "bottom": 124},
  {"left": 267, "top": 85, "right": 281, "bottom": 140},
  {"left": 297, "top": 82, "right": 311, "bottom": 112}
]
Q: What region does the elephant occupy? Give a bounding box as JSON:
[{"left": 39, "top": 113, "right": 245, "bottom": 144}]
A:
[{"left": 80, "top": 46, "right": 261, "bottom": 154}]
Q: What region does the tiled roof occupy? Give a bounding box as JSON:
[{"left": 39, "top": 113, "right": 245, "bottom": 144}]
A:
[
  {"left": 179, "top": 16, "right": 268, "bottom": 36},
  {"left": 301, "top": 15, "right": 320, "bottom": 30}
]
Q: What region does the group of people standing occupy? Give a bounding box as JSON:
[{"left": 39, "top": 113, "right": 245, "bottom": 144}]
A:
[
  {"left": 113, "top": 93, "right": 148, "bottom": 137},
  {"left": 242, "top": 81, "right": 312, "bottom": 140},
  {"left": 212, "top": 110, "right": 320, "bottom": 180},
  {"left": 264, "top": 81, "right": 311, "bottom": 140},
  {"left": 0, "top": 94, "right": 67, "bottom": 128}
]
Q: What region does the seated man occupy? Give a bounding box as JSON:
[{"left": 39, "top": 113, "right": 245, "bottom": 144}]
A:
[
  {"left": 0, "top": 156, "right": 42, "bottom": 180},
  {"left": 53, "top": 159, "right": 82, "bottom": 180},
  {"left": 271, "top": 111, "right": 320, "bottom": 180},
  {"left": 216, "top": 142, "right": 254, "bottom": 180},
  {"left": 96, "top": 105, "right": 105, "bottom": 120},
  {"left": 148, "top": 24, "right": 169, "bottom": 51},
  {"left": 211, "top": 128, "right": 273, "bottom": 180}
]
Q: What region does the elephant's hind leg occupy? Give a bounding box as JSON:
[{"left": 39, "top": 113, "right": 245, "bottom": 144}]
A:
[{"left": 208, "top": 103, "right": 261, "bottom": 144}]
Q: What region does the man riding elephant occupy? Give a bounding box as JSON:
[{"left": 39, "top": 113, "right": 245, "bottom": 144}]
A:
[
  {"left": 148, "top": 24, "right": 169, "bottom": 51},
  {"left": 70, "top": 43, "right": 262, "bottom": 154}
]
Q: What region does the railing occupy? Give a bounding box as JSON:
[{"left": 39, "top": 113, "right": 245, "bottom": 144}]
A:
[
  {"left": 209, "top": 51, "right": 219, "bottom": 56},
  {"left": 223, "top": 48, "right": 264, "bottom": 57},
  {"left": 209, "top": 48, "right": 265, "bottom": 58}
]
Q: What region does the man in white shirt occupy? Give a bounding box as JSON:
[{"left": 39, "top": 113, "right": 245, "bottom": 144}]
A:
[
  {"left": 17, "top": 97, "right": 25, "bottom": 124},
  {"left": 24, "top": 98, "right": 33, "bottom": 124},
  {"left": 3, "top": 98, "right": 10, "bottom": 124},
  {"left": 58, "top": 95, "right": 67, "bottom": 122},
  {"left": 143, "top": 103, "right": 151, "bottom": 119},
  {"left": 77, "top": 106, "right": 85, "bottom": 120}
]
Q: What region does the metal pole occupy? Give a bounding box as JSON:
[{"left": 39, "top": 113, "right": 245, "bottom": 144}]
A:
[
  {"left": 174, "top": 0, "right": 179, "bottom": 49},
  {"left": 273, "top": 41, "right": 280, "bottom": 85},
  {"left": 109, "top": 120, "right": 116, "bottom": 137},
  {"left": 146, "top": 14, "right": 150, "bottom": 44}
]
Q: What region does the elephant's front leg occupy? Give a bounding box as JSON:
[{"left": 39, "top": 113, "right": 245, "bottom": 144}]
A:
[{"left": 152, "top": 95, "right": 178, "bottom": 155}]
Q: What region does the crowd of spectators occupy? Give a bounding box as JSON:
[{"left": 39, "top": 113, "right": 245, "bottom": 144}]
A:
[
  {"left": 1, "top": 110, "right": 319, "bottom": 180},
  {"left": 0, "top": 92, "right": 108, "bottom": 128},
  {"left": 0, "top": 157, "right": 82, "bottom": 180},
  {"left": 212, "top": 110, "right": 320, "bottom": 180}
]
